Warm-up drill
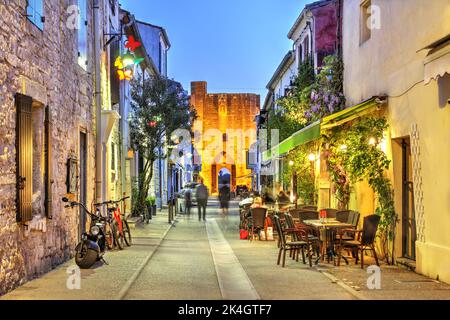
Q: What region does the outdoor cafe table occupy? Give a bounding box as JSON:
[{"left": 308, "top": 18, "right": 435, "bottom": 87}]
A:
[{"left": 302, "top": 219, "right": 353, "bottom": 264}]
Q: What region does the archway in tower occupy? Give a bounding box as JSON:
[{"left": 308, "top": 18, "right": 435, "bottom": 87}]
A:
[{"left": 218, "top": 168, "right": 231, "bottom": 191}]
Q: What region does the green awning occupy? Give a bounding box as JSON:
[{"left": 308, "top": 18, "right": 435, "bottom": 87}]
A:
[
  {"left": 262, "top": 120, "right": 321, "bottom": 162},
  {"left": 321, "top": 97, "right": 380, "bottom": 130}
]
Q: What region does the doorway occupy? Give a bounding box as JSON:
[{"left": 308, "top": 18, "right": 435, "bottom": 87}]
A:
[
  {"left": 79, "top": 132, "right": 87, "bottom": 238},
  {"left": 400, "top": 138, "right": 416, "bottom": 260},
  {"left": 218, "top": 168, "right": 231, "bottom": 191}
]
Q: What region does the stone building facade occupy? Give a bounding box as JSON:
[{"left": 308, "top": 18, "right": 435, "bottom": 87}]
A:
[
  {"left": 0, "top": 0, "right": 97, "bottom": 295},
  {"left": 191, "top": 82, "right": 260, "bottom": 194}
]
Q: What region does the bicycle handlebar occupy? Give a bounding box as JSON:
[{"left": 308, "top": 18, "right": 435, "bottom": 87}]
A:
[
  {"left": 62, "top": 199, "right": 108, "bottom": 222},
  {"left": 93, "top": 196, "right": 129, "bottom": 207}
]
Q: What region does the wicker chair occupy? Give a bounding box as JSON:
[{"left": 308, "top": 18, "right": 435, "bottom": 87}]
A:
[
  {"left": 337, "top": 214, "right": 380, "bottom": 269},
  {"left": 320, "top": 208, "right": 339, "bottom": 219},
  {"left": 248, "top": 207, "right": 267, "bottom": 241},
  {"left": 274, "top": 215, "right": 311, "bottom": 267}
]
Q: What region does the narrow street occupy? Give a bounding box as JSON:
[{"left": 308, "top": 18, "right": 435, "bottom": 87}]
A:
[
  {"left": 124, "top": 200, "right": 356, "bottom": 300},
  {"left": 3, "top": 199, "right": 450, "bottom": 301},
  {"left": 1, "top": 200, "right": 355, "bottom": 300}
]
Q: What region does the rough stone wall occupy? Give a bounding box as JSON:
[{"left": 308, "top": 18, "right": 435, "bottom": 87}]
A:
[
  {"left": 191, "top": 82, "right": 260, "bottom": 194},
  {"left": 0, "top": 0, "right": 96, "bottom": 295}
]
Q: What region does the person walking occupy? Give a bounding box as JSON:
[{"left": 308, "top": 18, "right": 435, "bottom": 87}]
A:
[
  {"left": 184, "top": 188, "right": 192, "bottom": 216},
  {"left": 219, "top": 184, "right": 231, "bottom": 215},
  {"left": 196, "top": 180, "right": 209, "bottom": 221}
]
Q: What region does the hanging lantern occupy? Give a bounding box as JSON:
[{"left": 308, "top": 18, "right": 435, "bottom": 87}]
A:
[
  {"left": 124, "top": 35, "right": 142, "bottom": 52},
  {"left": 122, "top": 52, "right": 135, "bottom": 68},
  {"left": 115, "top": 36, "right": 144, "bottom": 81}
]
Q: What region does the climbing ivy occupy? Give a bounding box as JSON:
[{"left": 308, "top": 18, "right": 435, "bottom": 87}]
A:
[
  {"left": 281, "top": 143, "right": 318, "bottom": 206},
  {"left": 323, "top": 117, "right": 398, "bottom": 264}
]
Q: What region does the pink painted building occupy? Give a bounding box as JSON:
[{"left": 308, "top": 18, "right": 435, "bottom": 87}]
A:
[{"left": 288, "top": 0, "right": 341, "bottom": 71}]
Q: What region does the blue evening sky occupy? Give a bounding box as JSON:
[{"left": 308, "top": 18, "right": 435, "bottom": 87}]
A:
[{"left": 120, "top": 0, "right": 308, "bottom": 106}]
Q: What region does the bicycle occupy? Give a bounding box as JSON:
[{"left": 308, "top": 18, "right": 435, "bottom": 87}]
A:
[
  {"left": 104, "top": 196, "right": 132, "bottom": 249},
  {"left": 113, "top": 196, "right": 132, "bottom": 247},
  {"left": 93, "top": 201, "right": 119, "bottom": 250}
]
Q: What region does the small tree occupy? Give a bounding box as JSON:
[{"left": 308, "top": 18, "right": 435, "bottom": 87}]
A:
[{"left": 129, "top": 74, "right": 196, "bottom": 215}]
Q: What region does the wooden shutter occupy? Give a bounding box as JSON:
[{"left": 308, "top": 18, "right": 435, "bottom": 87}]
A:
[
  {"left": 110, "top": 38, "right": 120, "bottom": 105},
  {"left": 44, "top": 105, "right": 53, "bottom": 218},
  {"left": 15, "top": 93, "right": 33, "bottom": 223}
]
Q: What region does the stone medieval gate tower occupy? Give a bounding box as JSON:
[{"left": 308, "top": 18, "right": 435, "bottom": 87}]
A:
[{"left": 190, "top": 82, "right": 260, "bottom": 195}]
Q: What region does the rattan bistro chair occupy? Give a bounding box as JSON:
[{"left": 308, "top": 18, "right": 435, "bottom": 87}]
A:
[
  {"left": 274, "top": 215, "right": 311, "bottom": 267},
  {"left": 298, "top": 210, "right": 319, "bottom": 223},
  {"left": 337, "top": 214, "right": 380, "bottom": 269},
  {"left": 320, "top": 208, "right": 339, "bottom": 219},
  {"left": 336, "top": 210, "right": 361, "bottom": 241},
  {"left": 248, "top": 207, "right": 267, "bottom": 241},
  {"left": 285, "top": 213, "right": 320, "bottom": 267}
]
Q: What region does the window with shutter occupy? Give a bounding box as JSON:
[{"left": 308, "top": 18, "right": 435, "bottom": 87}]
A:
[
  {"left": 26, "top": 0, "right": 44, "bottom": 30},
  {"left": 110, "top": 36, "right": 120, "bottom": 105},
  {"left": 15, "top": 94, "right": 33, "bottom": 223},
  {"left": 44, "top": 105, "right": 53, "bottom": 218}
]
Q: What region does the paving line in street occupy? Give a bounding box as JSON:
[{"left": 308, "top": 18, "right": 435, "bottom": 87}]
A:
[
  {"left": 319, "top": 271, "right": 369, "bottom": 300},
  {"left": 115, "top": 222, "right": 175, "bottom": 300},
  {"left": 206, "top": 218, "right": 260, "bottom": 300}
]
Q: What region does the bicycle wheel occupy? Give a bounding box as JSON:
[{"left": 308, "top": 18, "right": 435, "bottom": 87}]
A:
[
  {"left": 104, "top": 222, "right": 115, "bottom": 250},
  {"left": 122, "top": 220, "right": 132, "bottom": 246},
  {"left": 113, "top": 220, "right": 124, "bottom": 250}
]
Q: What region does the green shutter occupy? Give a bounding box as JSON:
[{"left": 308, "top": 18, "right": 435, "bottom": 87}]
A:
[
  {"left": 44, "top": 105, "right": 53, "bottom": 218},
  {"left": 15, "top": 93, "right": 33, "bottom": 223}
]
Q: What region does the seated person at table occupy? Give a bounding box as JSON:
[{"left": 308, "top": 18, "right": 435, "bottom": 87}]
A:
[
  {"left": 262, "top": 189, "right": 275, "bottom": 205},
  {"left": 277, "top": 190, "right": 291, "bottom": 205},
  {"left": 250, "top": 196, "right": 263, "bottom": 209}
]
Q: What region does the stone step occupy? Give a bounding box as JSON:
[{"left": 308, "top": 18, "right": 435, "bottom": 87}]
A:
[
  {"left": 396, "top": 257, "right": 416, "bottom": 271},
  {"left": 127, "top": 216, "right": 142, "bottom": 229}
]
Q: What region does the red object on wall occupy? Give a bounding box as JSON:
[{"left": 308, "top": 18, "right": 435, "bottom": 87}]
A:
[{"left": 310, "top": 1, "right": 339, "bottom": 67}]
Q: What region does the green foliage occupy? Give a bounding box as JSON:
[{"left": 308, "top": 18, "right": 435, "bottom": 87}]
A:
[
  {"left": 268, "top": 58, "right": 315, "bottom": 142},
  {"left": 322, "top": 117, "right": 398, "bottom": 263},
  {"left": 307, "top": 55, "right": 345, "bottom": 121},
  {"left": 268, "top": 55, "right": 345, "bottom": 142},
  {"left": 129, "top": 75, "right": 196, "bottom": 215},
  {"left": 281, "top": 143, "right": 318, "bottom": 205},
  {"left": 146, "top": 195, "right": 156, "bottom": 206}
]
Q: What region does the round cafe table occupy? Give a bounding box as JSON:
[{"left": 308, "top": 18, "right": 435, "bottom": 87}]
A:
[{"left": 302, "top": 219, "right": 353, "bottom": 264}]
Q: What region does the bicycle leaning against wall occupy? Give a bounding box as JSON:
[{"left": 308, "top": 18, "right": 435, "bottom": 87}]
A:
[{"left": 105, "top": 196, "right": 132, "bottom": 249}]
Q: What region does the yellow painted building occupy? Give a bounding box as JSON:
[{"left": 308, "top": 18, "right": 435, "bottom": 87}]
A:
[{"left": 339, "top": 0, "right": 450, "bottom": 283}]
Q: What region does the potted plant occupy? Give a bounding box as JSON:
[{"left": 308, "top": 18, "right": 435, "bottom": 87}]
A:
[
  {"left": 147, "top": 195, "right": 157, "bottom": 216},
  {"left": 144, "top": 196, "right": 155, "bottom": 223}
]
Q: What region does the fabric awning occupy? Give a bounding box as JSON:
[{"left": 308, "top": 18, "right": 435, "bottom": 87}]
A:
[
  {"left": 261, "top": 98, "right": 383, "bottom": 162},
  {"left": 262, "top": 120, "right": 320, "bottom": 162},
  {"left": 423, "top": 36, "right": 450, "bottom": 84},
  {"left": 321, "top": 97, "right": 381, "bottom": 130}
]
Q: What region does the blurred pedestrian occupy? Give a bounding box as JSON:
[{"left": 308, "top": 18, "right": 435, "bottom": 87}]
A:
[
  {"left": 219, "top": 185, "right": 231, "bottom": 215},
  {"left": 184, "top": 188, "right": 192, "bottom": 216},
  {"left": 196, "top": 180, "right": 209, "bottom": 221}
]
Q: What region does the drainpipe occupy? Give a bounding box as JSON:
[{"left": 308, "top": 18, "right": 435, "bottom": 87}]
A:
[{"left": 93, "top": 0, "right": 103, "bottom": 204}]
